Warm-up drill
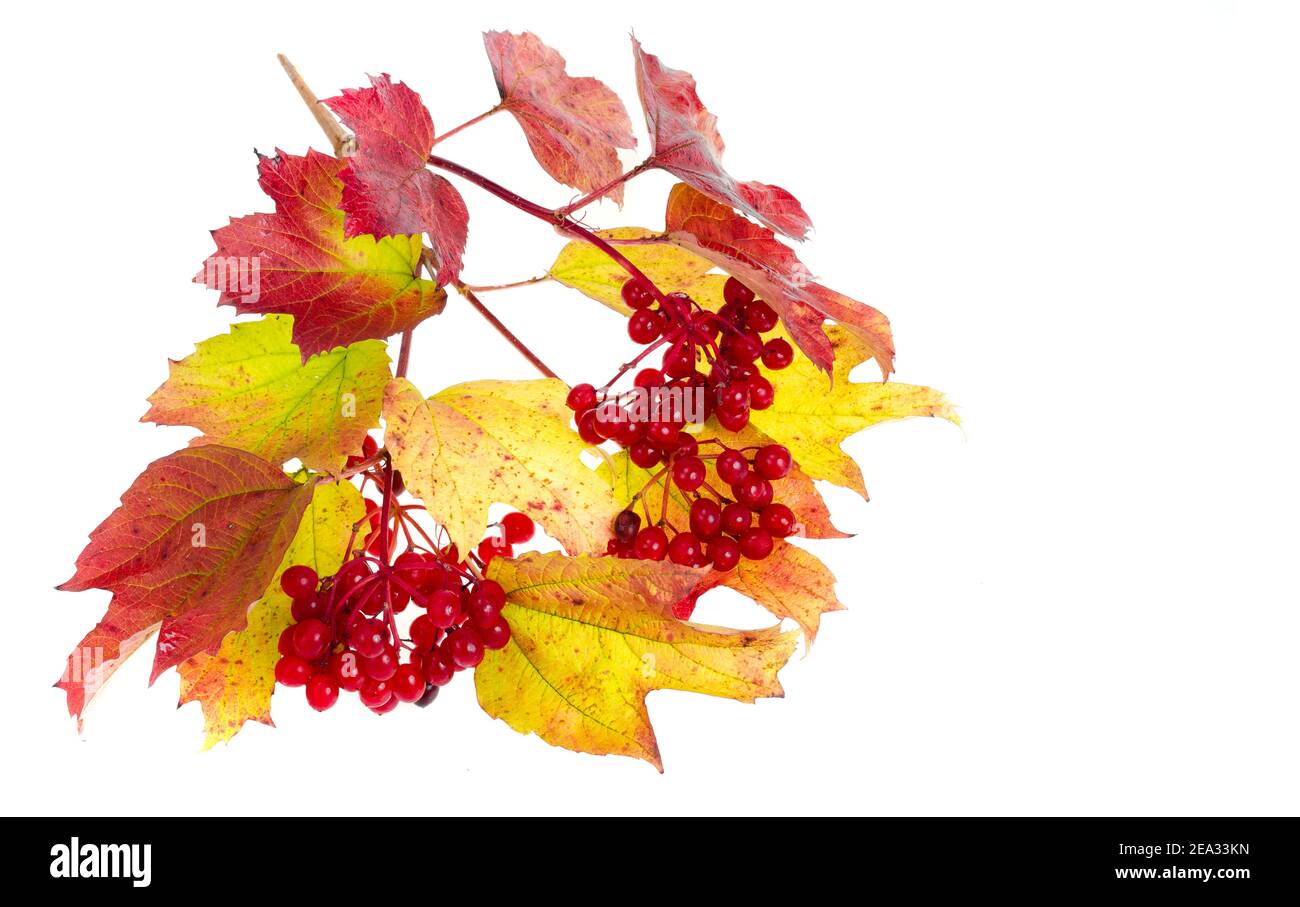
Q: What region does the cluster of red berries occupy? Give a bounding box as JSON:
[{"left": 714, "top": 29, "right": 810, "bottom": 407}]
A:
[
  {"left": 272, "top": 491, "right": 536, "bottom": 714},
  {"left": 565, "top": 276, "right": 800, "bottom": 575}
]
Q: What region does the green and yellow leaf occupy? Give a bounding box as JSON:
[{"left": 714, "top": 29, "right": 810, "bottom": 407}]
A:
[
  {"left": 477, "top": 553, "right": 797, "bottom": 770},
  {"left": 144, "top": 315, "right": 390, "bottom": 474}
]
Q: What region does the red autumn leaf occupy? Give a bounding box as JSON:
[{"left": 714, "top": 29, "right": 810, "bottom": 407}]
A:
[
  {"left": 484, "top": 31, "right": 637, "bottom": 202},
  {"left": 199, "top": 149, "right": 444, "bottom": 359},
  {"left": 56, "top": 447, "right": 315, "bottom": 719},
  {"left": 632, "top": 38, "right": 812, "bottom": 241},
  {"left": 664, "top": 183, "right": 895, "bottom": 378},
  {"left": 324, "top": 74, "right": 469, "bottom": 284}
]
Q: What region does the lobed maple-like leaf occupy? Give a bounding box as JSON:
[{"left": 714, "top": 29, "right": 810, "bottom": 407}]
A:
[
  {"left": 749, "top": 323, "right": 958, "bottom": 498},
  {"left": 200, "top": 149, "right": 444, "bottom": 359},
  {"left": 325, "top": 74, "right": 469, "bottom": 284},
  {"left": 632, "top": 38, "right": 812, "bottom": 240},
  {"left": 57, "top": 447, "right": 315, "bottom": 719},
  {"left": 383, "top": 377, "right": 618, "bottom": 558},
  {"left": 484, "top": 31, "right": 636, "bottom": 202},
  {"left": 477, "top": 553, "right": 797, "bottom": 770},
  {"left": 177, "top": 481, "right": 362, "bottom": 747},
  {"left": 547, "top": 227, "right": 712, "bottom": 315},
  {"left": 143, "top": 315, "right": 390, "bottom": 474},
  {"left": 664, "top": 183, "right": 894, "bottom": 378}
]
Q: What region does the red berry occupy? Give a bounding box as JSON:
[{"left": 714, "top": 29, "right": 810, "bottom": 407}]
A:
[
  {"left": 723, "top": 332, "right": 762, "bottom": 365},
  {"left": 738, "top": 528, "right": 774, "bottom": 560},
  {"left": 754, "top": 444, "right": 792, "bottom": 480},
  {"left": 447, "top": 628, "right": 486, "bottom": 669},
  {"left": 716, "top": 449, "right": 749, "bottom": 485},
  {"left": 349, "top": 619, "right": 388, "bottom": 658},
  {"left": 359, "top": 677, "right": 393, "bottom": 709},
  {"left": 274, "top": 655, "right": 311, "bottom": 687},
  {"left": 410, "top": 613, "right": 440, "bottom": 650},
  {"left": 629, "top": 439, "right": 662, "bottom": 468},
  {"left": 305, "top": 673, "right": 339, "bottom": 711},
  {"left": 734, "top": 474, "right": 774, "bottom": 510},
  {"left": 361, "top": 647, "right": 398, "bottom": 682},
  {"left": 480, "top": 617, "right": 512, "bottom": 650},
  {"left": 661, "top": 343, "right": 695, "bottom": 379},
  {"left": 391, "top": 664, "right": 425, "bottom": 703},
  {"left": 361, "top": 435, "right": 379, "bottom": 459},
  {"left": 761, "top": 338, "right": 794, "bottom": 370},
  {"left": 689, "top": 498, "right": 723, "bottom": 539},
  {"left": 708, "top": 537, "right": 742, "bottom": 571},
  {"left": 633, "top": 526, "right": 669, "bottom": 561},
  {"left": 721, "top": 502, "right": 753, "bottom": 536},
  {"left": 280, "top": 565, "right": 317, "bottom": 599},
  {"left": 477, "top": 579, "right": 506, "bottom": 608},
  {"left": 667, "top": 531, "right": 704, "bottom": 566},
  {"left": 502, "top": 512, "right": 535, "bottom": 545},
  {"left": 747, "top": 374, "right": 774, "bottom": 410},
  {"left": 613, "top": 418, "right": 643, "bottom": 447},
  {"left": 426, "top": 589, "right": 462, "bottom": 629},
  {"left": 628, "top": 309, "right": 665, "bottom": 344},
  {"left": 292, "top": 618, "right": 331, "bottom": 660},
  {"left": 290, "top": 594, "right": 324, "bottom": 622},
  {"left": 674, "top": 432, "right": 699, "bottom": 457},
  {"left": 760, "top": 503, "right": 797, "bottom": 538},
  {"left": 672, "top": 456, "right": 706, "bottom": 492},
  {"left": 716, "top": 402, "right": 750, "bottom": 431},
  {"left": 723, "top": 277, "right": 755, "bottom": 307},
  {"left": 645, "top": 420, "right": 679, "bottom": 447},
  {"left": 716, "top": 382, "right": 748, "bottom": 409},
  {"left": 468, "top": 592, "right": 502, "bottom": 629},
  {"left": 477, "top": 536, "right": 510, "bottom": 565},
  {"left": 330, "top": 652, "right": 364, "bottom": 691},
  {"left": 566, "top": 383, "right": 598, "bottom": 412},
  {"left": 614, "top": 509, "right": 642, "bottom": 544},
  {"left": 622, "top": 278, "right": 656, "bottom": 309},
  {"left": 423, "top": 652, "right": 455, "bottom": 687},
  {"left": 277, "top": 625, "right": 296, "bottom": 657},
  {"left": 742, "top": 299, "right": 778, "bottom": 333},
  {"left": 634, "top": 367, "right": 664, "bottom": 388},
  {"left": 577, "top": 409, "right": 604, "bottom": 445}
]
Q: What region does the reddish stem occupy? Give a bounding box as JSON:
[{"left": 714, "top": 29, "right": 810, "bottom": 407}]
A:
[
  {"left": 458, "top": 284, "right": 560, "bottom": 380},
  {"left": 554, "top": 159, "right": 655, "bottom": 216},
  {"left": 426, "top": 155, "right": 672, "bottom": 305},
  {"left": 432, "top": 105, "right": 502, "bottom": 146},
  {"left": 396, "top": 329, "right": 413, "bottom": 378}
]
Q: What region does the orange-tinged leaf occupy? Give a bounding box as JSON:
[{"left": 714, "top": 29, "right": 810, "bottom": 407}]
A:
[
  {"left": 57, "top": 447, "right": 315, "bottom": 718},
  {"left": 632, "top": 38, "right": 812, "bottom": 240},
  {"left": 477, "top": 553, "right": 797, "bottom": 770},
  {"left": 694, "top": 540, "right": 845, "bottom": 643},
  {"left": 548, "top": 227, "right": 709, "bottom": 315},
  {"left": 383, "top": 377, "right": 618, "bottom": 557},
  {"left": 325, "top": 75, "right": 470, "bottom": 283},
  {"left": 484, "top": 31, "right": 636, "bottom": 202},
  {"left": 177, "top": 481, "right": 362, "bottom": 748},
  {"left": 664, "top": 182, "right": 894, "bottom": 378},
  {"left": 749, "top": 324, "right": 959, "bottom": 498},
  {"left": 199, "top": 149, "right": 445, "bottom": 359},
  {"left": 143, "top": 315, "right": 390, "bottom": 474}
]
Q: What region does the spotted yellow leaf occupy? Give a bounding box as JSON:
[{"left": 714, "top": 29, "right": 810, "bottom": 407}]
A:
[
  {"left": 548, "top": 227, "right": 712, "bottom": 314},
  {"left": 383, "top": 377, "right": 618, "bottom": 557},
  {"left": 477, "top": 553, "right": 796, "bottom": 770}
]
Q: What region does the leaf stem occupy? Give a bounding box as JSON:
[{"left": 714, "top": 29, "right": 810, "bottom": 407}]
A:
[
  {"left": 426, "top": 154, "right": 673, "bottom": 305},
  {"left": 456, "top": 282, "right": 560, "bottom": 381},
  {"left": 432, "top": 105, "right": 503, "bottom": 146},
  {"left": 396, "top": 329, "right": 413, "bottom": 378},
  {"left": 461, "top": 275, "right": 550, "bottom": 293},
  {"left": 554, "top": 159, "right": 655, "bottom": 216}
]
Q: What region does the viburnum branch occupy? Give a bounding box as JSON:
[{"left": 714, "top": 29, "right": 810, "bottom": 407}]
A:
[
  {"left": 426, "top": 154, "right": 673, "bottom": 306},
  {"left": 396, "top": 329, "right": 413, "bottom": 378},
  {"left": 277, "top": 54, "right": 353, "bottom": 156},
  {"left": 554, "top": 158, "right": 655, "bottom": 216}
]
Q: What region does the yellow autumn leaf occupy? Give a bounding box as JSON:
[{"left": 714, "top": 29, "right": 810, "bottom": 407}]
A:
[
  {"left": 383, "top": 377, "right": 618, "bottom": 557},
  {"left": 548, "top": 227, "right": 713, "bottom": 314},
  {"left": 695, "top": 540, "right": 845, "bottom": 642},
  {"left": 748, "top": 324, "right": 959, "bottom": 498},
  {"left": 477, "top": 552, "right": 797, "bottom": 770},
  {"left": 145, "top": 315, "right": 390, "bottom": 474},
  {"left": 177, "top": 480, "right": 362, "bottom": 748}
]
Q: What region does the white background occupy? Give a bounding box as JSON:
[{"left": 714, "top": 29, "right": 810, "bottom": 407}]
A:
[{"left": 2, "top": 1, "right": 1297, "bottom": 816}]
